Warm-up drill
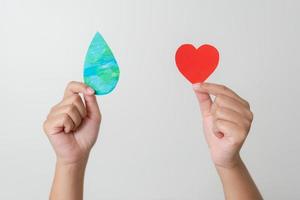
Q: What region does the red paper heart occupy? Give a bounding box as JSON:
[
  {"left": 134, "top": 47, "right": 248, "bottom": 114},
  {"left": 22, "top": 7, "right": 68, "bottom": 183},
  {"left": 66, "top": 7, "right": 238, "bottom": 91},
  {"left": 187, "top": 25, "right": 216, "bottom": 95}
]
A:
[{"left": 175, "top": 44, "right": 219, "bottom": 83}]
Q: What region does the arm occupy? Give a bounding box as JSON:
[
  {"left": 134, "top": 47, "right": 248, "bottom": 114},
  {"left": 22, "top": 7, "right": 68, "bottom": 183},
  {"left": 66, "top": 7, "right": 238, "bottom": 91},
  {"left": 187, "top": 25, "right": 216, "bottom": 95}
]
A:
[
  {"left": 193, "top": 83, "right": 262, "bottom": 200},
  {"left": 216, "top": 158, "right": 262, "bottom": 200},
  {"left": 43, "top": 81, "right": 101, "bottom": 200},
  {"left": 50, "top": 159, "right": 87, "bottom": 200}
]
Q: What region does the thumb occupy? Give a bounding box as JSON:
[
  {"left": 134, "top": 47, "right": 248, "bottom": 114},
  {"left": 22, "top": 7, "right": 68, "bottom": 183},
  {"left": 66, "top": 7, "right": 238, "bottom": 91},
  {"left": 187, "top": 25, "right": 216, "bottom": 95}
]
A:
[
  {"left": 193, "top": 83, "right": 212, "bottom": 117},
  {"left": 83, "top": 92, "right": 101, "bottom": 120}
]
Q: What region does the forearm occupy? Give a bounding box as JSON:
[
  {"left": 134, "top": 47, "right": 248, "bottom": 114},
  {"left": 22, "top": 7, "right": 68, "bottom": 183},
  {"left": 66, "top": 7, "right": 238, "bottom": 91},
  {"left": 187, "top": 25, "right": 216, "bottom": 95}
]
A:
[
  {"left": 216, "top": 156, "right": 263, "bottom": 200},
  {"left": 50, "top": 158, "right": 88, "bottom": 200}
]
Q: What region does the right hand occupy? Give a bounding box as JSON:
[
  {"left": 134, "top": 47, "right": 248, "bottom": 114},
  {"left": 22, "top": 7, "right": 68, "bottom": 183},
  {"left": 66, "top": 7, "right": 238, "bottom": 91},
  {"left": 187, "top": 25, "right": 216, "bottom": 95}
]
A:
[
  {"left": 43, "top": 81, "right": 101, "bottom": 165},
  {"left": 193, "top": 83, "right": 253, "bottom": 168}
]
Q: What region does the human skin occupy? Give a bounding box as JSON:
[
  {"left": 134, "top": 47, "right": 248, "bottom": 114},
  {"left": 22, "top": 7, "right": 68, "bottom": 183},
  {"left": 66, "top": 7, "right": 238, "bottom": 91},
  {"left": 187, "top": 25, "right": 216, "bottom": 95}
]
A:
[
  {"left": 43, "top": 81, "right": 262, "bottom": 200},
  {"left": 43, "top": 81, "right": 101, "bottom": 200},
  {"left": 193, "top": 82, "right": 263, "bottom": 200}
]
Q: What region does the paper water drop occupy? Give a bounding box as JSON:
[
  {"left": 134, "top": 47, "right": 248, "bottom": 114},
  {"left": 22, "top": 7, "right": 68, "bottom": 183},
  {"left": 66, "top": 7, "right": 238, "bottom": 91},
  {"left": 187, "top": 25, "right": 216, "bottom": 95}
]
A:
[{"left": 83, "top": 32, "right": 120, "bottom": 95}]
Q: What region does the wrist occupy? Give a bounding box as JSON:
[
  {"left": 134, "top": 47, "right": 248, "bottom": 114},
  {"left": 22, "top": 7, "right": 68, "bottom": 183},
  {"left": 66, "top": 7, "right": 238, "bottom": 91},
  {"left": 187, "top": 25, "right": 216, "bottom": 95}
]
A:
[
  {"left": 214, "top": 154, "right": 243, "bottom": 170},
  {"left": 56, "top": 155, "right": 89, "bottom": 169},
  {"left": 55, "top": 158, "right": 88, "bottom": 180}
]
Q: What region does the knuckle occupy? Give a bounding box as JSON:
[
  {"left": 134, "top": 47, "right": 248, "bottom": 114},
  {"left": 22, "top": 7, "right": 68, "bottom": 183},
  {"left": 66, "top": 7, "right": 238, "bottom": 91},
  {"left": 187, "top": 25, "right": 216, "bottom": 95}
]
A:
[
  {"left": 94, "top": 113, "right": 102, "bottom": 123},
  {"left": 50, "top": 105, "right": 57, "bottom": 113},
  {"left": 49, "top": 107, "right": 54, "bottom": 113},
  {"left": 42, "top": 120, "right": 48, "bottom": 133},
  {"left": 244, "top": 119, "right": 252, "bottom": 128},
  {"left": 220, "top": 85, "right": 228, "bottom": 91},
  {"left": 244, "top": 100, "right": 250, "bottom": 108},
  {"left": 249, "top": 110, "right": 254, "bottom": 121},
  {"left": 240, "top": 126, "right": 249, "bottom": 137},
  {"left": 244, "top": 110, "right": 253, "bottom": 122},
  {"left": 46, "top": 113, "right": 52, "bottom": 120},
  {"left": 65, "top": 82, "right": 74, "bottom": 92},
  {"left": 67, "top": 81, "right": 76, "bottom": 88}
]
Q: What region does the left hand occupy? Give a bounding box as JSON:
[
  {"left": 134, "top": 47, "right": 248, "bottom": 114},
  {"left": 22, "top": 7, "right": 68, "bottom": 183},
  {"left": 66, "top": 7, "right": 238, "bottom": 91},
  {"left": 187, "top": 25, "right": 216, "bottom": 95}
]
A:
[{"left": 193, "top": 83, "right": 253, "bottom": 168}]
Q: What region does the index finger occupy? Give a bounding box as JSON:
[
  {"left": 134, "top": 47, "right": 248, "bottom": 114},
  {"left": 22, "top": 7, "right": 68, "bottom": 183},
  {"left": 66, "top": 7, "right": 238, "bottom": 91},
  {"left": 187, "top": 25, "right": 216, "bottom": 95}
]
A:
[
  {"left": 64, "top": 81, "right": 94, "bottom": 98},
  {"left": 194, "top": 83, "right": 249, "bottom": 107}
]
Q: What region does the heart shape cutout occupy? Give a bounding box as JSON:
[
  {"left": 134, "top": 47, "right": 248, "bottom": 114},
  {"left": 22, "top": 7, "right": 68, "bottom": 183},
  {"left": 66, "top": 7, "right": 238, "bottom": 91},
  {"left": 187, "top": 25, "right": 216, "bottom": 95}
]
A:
[{"left": 175, "top": 44, "right": 219, "bottom": 83}]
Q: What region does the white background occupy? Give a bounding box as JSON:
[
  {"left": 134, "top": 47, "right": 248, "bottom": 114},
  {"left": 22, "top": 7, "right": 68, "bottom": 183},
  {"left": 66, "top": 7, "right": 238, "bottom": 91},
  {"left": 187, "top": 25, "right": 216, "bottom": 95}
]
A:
[{"left": 1, "top": 0, "right": 300, "bottom": 199}]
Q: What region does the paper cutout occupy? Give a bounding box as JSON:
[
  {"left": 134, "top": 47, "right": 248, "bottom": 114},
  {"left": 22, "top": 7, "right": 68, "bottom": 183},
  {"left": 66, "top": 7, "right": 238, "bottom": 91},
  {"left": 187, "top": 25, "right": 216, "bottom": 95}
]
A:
[
  {"left": 175, "top": 44, "right": 219, "bottom": 83},
  {"left": 83, "top": 32, "right": 120, "bottom": 95}
]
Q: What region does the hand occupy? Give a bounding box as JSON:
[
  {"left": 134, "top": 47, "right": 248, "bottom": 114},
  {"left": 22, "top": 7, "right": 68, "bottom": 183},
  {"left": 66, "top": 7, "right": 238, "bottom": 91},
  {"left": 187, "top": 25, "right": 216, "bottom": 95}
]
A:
[
  {"left": 193, "top": 83, "right": 253, "bottom": 168},
  {"left": 43, "top": 81, "right": 101, "bottom": 165}
]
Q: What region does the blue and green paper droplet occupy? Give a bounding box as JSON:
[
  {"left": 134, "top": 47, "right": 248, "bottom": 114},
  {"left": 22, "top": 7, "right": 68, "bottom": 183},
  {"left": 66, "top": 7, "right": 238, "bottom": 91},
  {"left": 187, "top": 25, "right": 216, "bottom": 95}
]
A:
[{"left": 83, "top": 32, "right": 120, "bottom": 95}]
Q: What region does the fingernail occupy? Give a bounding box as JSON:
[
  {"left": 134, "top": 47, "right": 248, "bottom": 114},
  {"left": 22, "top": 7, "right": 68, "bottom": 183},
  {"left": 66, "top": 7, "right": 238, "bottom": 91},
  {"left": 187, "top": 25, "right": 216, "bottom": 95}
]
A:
[
  {"left": 86, "top": 87, "right": 95, "bottom": 94},
  {"left": 201, "top": 82, "right": 207, "bottom": 87},
  {"left": 192, "top": 83, "right": 202, "bottom": 90}
]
